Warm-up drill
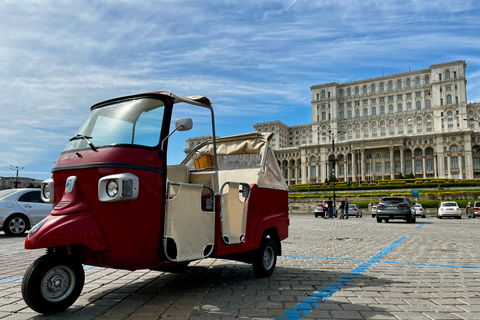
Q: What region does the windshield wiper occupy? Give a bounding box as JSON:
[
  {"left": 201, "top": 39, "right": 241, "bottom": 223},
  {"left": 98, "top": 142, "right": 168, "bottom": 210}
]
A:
[{"left": 69, "top": 134, "right": 97, "bottom": 151}]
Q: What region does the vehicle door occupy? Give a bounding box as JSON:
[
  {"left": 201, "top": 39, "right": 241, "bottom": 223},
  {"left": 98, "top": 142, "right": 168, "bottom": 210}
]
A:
[{"left": 17, "top": 191, "right": 51, "bottom": 225}]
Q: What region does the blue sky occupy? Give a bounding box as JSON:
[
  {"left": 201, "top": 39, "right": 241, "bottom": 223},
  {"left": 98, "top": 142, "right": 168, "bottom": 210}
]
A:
[{"left": 1, "top": 0, "right": 480, "bottom": 181}]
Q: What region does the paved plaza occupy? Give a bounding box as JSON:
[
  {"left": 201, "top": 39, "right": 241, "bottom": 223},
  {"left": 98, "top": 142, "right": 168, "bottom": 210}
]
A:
[{"left": 1, "top": 215, "right": 480, "bottom": 320}]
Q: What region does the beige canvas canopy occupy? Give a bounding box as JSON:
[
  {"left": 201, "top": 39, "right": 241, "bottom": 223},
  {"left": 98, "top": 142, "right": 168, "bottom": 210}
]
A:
[{"left": 182, "top": 132, "right": 288, "bottom": 191}]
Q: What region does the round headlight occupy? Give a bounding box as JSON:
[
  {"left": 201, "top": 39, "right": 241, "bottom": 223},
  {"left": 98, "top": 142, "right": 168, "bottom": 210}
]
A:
[
  {"left": 42, "top": 184, "right": 50, "bottom": 200},
  {"left": 106, "top": 180, "right": 119, "bottom": 198}
]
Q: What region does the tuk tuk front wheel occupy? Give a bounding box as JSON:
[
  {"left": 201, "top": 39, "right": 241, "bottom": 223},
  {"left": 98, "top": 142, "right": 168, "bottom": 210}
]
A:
[
  {"left": 22, "top": 254, "right": 84, "bottom": 314},
  {"left": 252, "top": 238, "right": 277, "bottom": 278}
]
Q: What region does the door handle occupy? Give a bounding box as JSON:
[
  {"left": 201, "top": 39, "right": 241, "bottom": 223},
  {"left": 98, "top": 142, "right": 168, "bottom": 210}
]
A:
[{"left": 24, "top": 205, "right": 32, "bottom": 208}]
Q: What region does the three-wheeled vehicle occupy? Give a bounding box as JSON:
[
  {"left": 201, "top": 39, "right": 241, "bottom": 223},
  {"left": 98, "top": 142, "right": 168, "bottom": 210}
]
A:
[{"left": 21, "top": 91, "right": 289, "bottom": 314}]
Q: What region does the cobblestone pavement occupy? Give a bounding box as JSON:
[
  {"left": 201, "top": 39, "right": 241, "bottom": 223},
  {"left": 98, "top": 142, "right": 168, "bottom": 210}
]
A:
[{"left": 2, "top": 215, "right": 480, "bottom": 319}]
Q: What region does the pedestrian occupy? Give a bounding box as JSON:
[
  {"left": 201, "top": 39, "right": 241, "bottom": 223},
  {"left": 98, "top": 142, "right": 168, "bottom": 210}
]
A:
[
  {"left": 466, "top": 201, "right": 472, "bottom": 218},
  {"left": 322, "top": 200, "right": 328, "bottom": 219},
  {"left": 344, "top": 197, "right": 349, "bottom": 219},
  {"left": 339, "top": 199, "right": 345, "bottom": 219},
  {"left": 327, "top": 198, "right": 334, "bottom": 219}
]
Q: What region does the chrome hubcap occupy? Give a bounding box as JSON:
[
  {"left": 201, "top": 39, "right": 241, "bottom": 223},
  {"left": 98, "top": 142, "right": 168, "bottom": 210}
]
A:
[{"left": 9, "top": 217, "right": 25, "bottom": 234}]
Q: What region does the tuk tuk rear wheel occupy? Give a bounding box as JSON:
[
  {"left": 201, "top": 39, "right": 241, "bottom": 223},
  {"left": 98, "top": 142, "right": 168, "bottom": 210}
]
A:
[
  {"left": 252, "top": 238, "right": 277, "bottom": 278},
  {"left": 22, "top": 254, "right": 84, "bottom": 314}
]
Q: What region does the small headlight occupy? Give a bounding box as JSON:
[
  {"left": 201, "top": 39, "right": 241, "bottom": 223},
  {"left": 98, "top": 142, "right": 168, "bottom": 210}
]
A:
[
  {"left": 43, "top": 184, "right": 50, "bottom": 200},
  {"left": 106, "top": 180, "right": 119, "bottom": 198}
]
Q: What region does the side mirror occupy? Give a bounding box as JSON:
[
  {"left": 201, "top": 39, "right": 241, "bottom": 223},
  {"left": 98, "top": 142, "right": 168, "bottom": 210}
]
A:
[
  {"left": 161, "top": 118, "right": 194, "bottom": 150},
  {"left": 175, "top": 118, "right": 193, "bottom": 131}
]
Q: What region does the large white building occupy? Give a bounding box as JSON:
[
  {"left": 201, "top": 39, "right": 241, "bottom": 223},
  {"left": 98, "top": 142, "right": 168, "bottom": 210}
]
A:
[{"left": 253, "top": 61, "right": 480, "bottom": 185}]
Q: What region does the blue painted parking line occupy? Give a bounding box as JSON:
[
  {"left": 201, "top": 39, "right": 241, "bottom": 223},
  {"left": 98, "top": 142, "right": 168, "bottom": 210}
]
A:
[
  {"left": 276, "top": 237, "right": 407, "bottom": 320},
  {"left": 0, "top": 248, "right": 24, "bottom": 252},
  {"left": 417, "top": 222, "right": 427, "bottom": 228},
  {"left": 0, "top": 266, "right": 95, "bottom": 284}
]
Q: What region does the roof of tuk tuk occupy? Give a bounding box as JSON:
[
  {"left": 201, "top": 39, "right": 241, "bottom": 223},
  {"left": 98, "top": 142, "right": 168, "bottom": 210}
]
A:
[{"left": 90, "top": 91, "right": 212, "bottom": 110}]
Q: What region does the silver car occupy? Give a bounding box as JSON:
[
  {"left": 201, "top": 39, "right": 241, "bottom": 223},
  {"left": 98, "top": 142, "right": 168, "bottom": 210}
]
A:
[
  {"left": 0, "top": 189, "right": 52, "bottom": 236},
  {"left": 348, "top": 204, "right": 362, "bottom": 218}
]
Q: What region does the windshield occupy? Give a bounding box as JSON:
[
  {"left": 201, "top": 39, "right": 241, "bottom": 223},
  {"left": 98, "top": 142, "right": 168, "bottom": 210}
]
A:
[
  {"left": 63, "top": 98, "right": 165, "bottom": 152},
  {"left": 443, "top": 202, "right": 457, "bottom": 207}
]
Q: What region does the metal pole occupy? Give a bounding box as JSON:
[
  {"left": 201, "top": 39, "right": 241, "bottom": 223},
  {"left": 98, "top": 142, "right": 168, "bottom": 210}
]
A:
[{"left": 332, "top": 134, "right": 336, "bottom": 212}]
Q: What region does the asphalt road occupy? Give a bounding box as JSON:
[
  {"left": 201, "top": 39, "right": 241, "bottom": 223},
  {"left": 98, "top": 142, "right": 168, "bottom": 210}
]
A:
[{"left": 1, "top": 214, "right": 480, "bottom": 320}]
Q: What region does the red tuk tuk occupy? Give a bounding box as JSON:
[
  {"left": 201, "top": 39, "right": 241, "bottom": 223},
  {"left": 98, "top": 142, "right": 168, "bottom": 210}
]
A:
[{"left": 22, "top": 91, "right": 289, "bottom": 314}]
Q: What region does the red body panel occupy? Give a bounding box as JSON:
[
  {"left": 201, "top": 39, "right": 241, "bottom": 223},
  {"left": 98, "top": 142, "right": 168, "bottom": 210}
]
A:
[{"left": 212, "top": 186, "right": 289, "bottom": 257}]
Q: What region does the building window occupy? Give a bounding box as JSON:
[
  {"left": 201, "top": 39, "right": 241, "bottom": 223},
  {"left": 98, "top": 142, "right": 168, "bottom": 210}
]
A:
[
  {"left": 397, "top": 80, "right": 402, "bottom": 90},
  {"left": 371, "top": 84, "right": 376, "bottom": 93},
  {"left": 372, "top": 107, "right": 377, "bottom": 115},
  {"left": 406, "top": 79, "right": 411, "bottom": 88},
  {"left": 363, "top": 86, "right": 367, "bottom": 95},
  {"left": 385, "top": 162, "right": 391, "bottom": 172},
  {"left": 388, "top": 82, "right": 393, "bottom": 91},
  {"left": 311, "top": 166, "right": 316, "bottom": 177},
  {"left": 380, "top": 83, "right": 384, "bottom": 92},
  {"left": 416, "top": 101, "right": 421, "bottom": 110},
  {"left": 340, "top": 111, "right": 345, "bottom": 119},
  {"left": 363, "top": 108, "right": 368, "bottom": 116},
  {"left": 347, "top": 88, "right": 351, "bottom": 97},
  {"left": 407, "top": 102, "right": 412, "bottom": 111},
  {"left": 445, "top": 70, "right": 450, "bottom": 80},
  {"left": 339, "top": 89, "right": 344, "bottom": 98},
  {"left": 406, "top": 161, "right": 412, "bottom": 172},
  {"left": 426, "top": 100, "right": 431, "bottom": 109},
  {"left": 416, "top": 160, "right": 423, "bottom": 172},
  {"left": 415, "top": 77, "right": 420, "bottom": 87},
  {"left": 348, "top": 110, "right": 352, "bottom": 119},
  {"left": 375, "top": 162, "right": 382, "bottom": 173},
  {"left": 451, "top": 156, "right": 458, "bottom": 169},
  {"left": 322, "top": 90, "right": 326, "bottom": 98},
  {"left": 355, "top": 87, "right": 359, "bottom": 96},
  {"left": 395, "top": 161, "right": 401, "bottom": 172},
  {"left": 355, "top": 109, "right": 360, "bottom": 118},
  {"left": 389, "top": 105, "right": 394, "bottom": 114},
  {"left": 322, "top": 112, "right": 326, "bottom": 120},
  {"left": 425, "top": 76, "right": 430, "bottom": 85},
  {"left": 447, "top": 94, "right": 452, "bottom": 105},
  {"left": 398, "top": 104, "right": 403, "bottom": 112}
]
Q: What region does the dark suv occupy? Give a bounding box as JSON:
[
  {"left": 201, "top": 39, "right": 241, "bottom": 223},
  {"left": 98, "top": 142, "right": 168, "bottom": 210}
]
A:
[{"left": 376, "top": 197, "right": 416, "bottom": 223}]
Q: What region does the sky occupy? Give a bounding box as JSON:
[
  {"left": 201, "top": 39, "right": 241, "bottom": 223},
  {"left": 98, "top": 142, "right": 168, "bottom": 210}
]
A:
[{"left": 1, "top": 0, "right": 480, "bottom": 181}]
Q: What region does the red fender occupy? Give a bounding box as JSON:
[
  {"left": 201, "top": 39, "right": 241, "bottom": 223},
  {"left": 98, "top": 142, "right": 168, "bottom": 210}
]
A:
[{"left": 25, "top": 211, "right": 107, "bottom": 251}]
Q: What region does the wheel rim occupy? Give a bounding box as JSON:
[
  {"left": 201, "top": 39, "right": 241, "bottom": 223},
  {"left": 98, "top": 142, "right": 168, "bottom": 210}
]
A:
[
  {"left": 9, "top": 217, "right": 26, "bottom": 234},
  {"left": 41, "top": 265, "right": 76, "bottom": 302},
  {"left": 263, "top": 245, "right": 275, "bottom": 270}
]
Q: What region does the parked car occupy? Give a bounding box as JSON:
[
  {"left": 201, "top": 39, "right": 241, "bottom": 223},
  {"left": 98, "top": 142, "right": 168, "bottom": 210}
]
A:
[
  {"left": 371, "top": 202, "right": 379, "bottom": 218},
  {"left": 314, "top": 204, "right": 325, "bottom": 218},
  {"left": 472, "top": 201, "right": 480, "bottom": 218},
  {"left": 437, "top": 201, "right": 461, "bottom": 219},
  {"left": 376, "top": 196, "right": 416, "bottom": 223},
  {"left": 348, "top": 204, "right": 362, "bottom": 218},
  {"left": 0, "top": 189, "right": 52, "bottom": 236},
  {"left": 414, "top": 204, "right": 426, "bottom": 218}
]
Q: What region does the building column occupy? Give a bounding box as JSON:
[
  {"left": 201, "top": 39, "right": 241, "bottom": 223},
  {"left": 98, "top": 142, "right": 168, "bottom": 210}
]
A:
[
  {"left": 352, "top": 150, "right": 357, "bottom": 183},
  {"left": 459, "top": 156, "right": 463, "bottom": 179},
  {"left": 361, "top": 149, "right": 366, "bottom": 182},
  {"left": 434, "top": 156, "right": 438, "bottom": 178},
  {"left": 390, "top": 146, "right": 394, "bottom": 179},
  {"left": 422, "top": 157, "right": 426, "bottom": 178},
  {"left": 400, "top": 146, "right": 405, "bottom": 176},
  {"left": 465, "top": 151, "right": 473, "bottom": 179},
  {"left": 301, "top": 162, "right": 307, "bottom": 184}
]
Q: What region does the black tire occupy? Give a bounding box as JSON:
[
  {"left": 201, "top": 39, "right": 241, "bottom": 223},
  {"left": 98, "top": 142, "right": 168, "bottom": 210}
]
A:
[
  {"left": 3, "top": 214, "right": 29, "bottom": 236},
  {"left": 252, "top": 238, "right": 277, "bottom": 278},
  {"left": 314, "top": 213, "right": 318, "bottom": 218},
  {"left": 22, "top": 254, "right": 84, "bottom": 314},
  {"left": 457, "top": 215, "right": 462, "bottom": 219},
  {"left": 438, "top": 216, "right": 442, "bottom": 219},
  {"left": 376, "top": 217, "right": 382, "bottom": 223}
]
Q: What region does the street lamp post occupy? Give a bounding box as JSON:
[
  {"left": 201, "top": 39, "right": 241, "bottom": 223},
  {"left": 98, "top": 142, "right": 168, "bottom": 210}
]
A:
[
  {"left": 322, "top": 130, "right": 346, "bottom": 214},
  {"left": 10, "top": 165, "right": 24, "bottom": 189}
]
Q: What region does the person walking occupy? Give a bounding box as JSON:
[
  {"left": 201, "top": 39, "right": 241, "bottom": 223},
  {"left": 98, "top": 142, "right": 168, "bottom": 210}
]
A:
[
  {"left": 327, "top": 198, "right": 334, "bottom": 219},
  {"left": 322, "top": 200, "right": 328, "bottom": 219},
  {"left": 344, "top": 197, "right": 349, "bottom": 219},
  {"left": 339, "top": 199, "right": 345, "bottom": 219}
]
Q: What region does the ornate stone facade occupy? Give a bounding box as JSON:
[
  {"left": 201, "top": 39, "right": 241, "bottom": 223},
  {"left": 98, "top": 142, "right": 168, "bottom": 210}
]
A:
[{"left": 253, "top": 61, "right": 480, "bottom": 185}]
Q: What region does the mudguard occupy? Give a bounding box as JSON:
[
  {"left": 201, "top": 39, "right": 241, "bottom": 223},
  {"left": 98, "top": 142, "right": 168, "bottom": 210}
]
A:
[{"left": 25, "top": 211, "right": 107, "bottom": 251}]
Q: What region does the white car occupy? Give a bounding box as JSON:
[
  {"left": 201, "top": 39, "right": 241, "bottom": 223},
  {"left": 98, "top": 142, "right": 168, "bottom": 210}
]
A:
[
  {"left": 414, "top": 204, "right": 426, "bottom": 218},
  {"left": 0, "top": 189, "right": 52, "bottom": 236},
  {"left": 437, "top": 201, "right": 461, "bottom": 219}
]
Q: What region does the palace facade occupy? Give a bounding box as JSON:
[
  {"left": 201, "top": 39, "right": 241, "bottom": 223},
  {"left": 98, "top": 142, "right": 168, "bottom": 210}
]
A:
[{"left": 253, "top": 61, "right": 480, "bottom": 185}]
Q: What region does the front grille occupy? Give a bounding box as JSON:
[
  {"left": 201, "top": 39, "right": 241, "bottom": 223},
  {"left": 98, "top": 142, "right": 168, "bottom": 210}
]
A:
[{"left": 55, "top": 201, "right": 70, "bottom": 208}]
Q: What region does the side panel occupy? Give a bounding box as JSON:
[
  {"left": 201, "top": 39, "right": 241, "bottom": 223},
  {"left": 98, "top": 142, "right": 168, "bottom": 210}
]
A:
[{"left": 213, "top": 186, "right": 289, "bottom": 257}]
